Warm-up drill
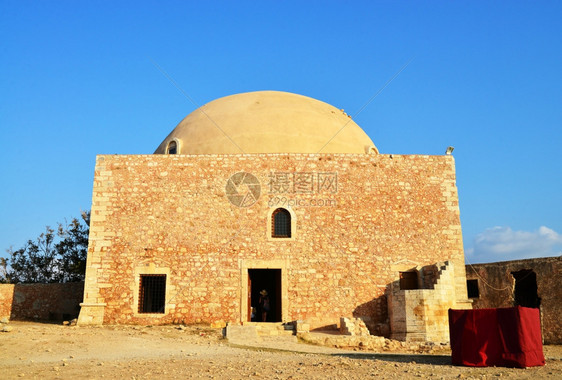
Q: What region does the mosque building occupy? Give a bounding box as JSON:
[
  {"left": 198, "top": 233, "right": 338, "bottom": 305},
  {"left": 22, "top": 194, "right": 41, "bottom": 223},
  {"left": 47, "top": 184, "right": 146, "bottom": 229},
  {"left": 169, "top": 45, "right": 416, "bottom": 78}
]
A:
[{"left": 78, "top": 91, "right": 471, "bottom": 342}]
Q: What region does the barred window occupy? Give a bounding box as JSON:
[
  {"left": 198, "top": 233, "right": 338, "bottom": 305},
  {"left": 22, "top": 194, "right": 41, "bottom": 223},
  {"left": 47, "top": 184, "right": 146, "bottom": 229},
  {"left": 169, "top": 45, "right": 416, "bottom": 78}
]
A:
[
  {"left": 138, "top": 274, "right": 166, "bottom": 313},
  {"left": 167, "top": 141, "right": 177, "bottom": 154},
  {"left": 272, "top": 208, "right": 291, "bottom": 238}
]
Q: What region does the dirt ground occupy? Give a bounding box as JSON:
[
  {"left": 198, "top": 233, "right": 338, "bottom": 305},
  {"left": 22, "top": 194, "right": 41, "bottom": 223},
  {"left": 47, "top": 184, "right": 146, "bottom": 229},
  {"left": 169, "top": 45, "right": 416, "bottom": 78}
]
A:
[{"left": 1, "top": 322, "right": 561, "bottom": 379}]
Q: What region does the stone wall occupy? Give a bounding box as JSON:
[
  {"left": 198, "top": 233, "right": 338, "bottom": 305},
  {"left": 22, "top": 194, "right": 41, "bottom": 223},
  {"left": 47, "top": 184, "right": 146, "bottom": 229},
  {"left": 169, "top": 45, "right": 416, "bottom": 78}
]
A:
[
  {"left": 465, "top": 256, "right": 561, "bottom": 344},
  {"left": 0, "top": 282, "right": 84, "bottom": 321},
  {"left": 79, "top": 153, "right": 469, "bottom": 335}
]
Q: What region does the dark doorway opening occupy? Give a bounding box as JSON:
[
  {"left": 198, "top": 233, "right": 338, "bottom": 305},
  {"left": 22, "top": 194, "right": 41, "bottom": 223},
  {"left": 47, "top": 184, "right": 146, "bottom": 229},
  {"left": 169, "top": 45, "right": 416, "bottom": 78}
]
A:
[
  {"left": 466, "top": 279, "right": 480, "bottom": 298},
  {"left": 511, "top": 269, "right": 541, "bottom": 309},
  {"left": 399, "top": 271, "right": 419, "bottom": 290},
  {"left": 248, "top": 269, "right": 281, "bottom": 322}
]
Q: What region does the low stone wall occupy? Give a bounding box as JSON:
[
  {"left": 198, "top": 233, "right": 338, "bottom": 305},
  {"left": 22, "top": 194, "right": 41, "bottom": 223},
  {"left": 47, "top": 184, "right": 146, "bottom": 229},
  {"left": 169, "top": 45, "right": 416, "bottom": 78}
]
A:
[
  {"left": 0, "top": 282, "right": 84, "bottom": 322},
  {"left": 297, "top": 332, "right": 446, "bottom": 352}
]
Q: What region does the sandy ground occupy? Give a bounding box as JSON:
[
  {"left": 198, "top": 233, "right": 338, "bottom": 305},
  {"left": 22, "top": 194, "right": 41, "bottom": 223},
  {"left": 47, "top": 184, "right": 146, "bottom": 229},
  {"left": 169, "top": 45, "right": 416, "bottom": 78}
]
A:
[{"left": 1, "top": 322, "right": 561, "bottom": 379}]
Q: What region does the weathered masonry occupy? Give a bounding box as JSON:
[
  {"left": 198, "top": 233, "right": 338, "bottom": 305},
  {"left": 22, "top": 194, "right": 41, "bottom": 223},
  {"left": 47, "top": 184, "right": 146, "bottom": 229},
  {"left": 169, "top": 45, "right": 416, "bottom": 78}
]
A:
[
  {"left": 78, "top": 91, "right": 471, "bottom": 341},
  {"left": 0, "top": 282, "right": 83, "bottom": 322},
  {"left": 466, "top": 256, "right": 561, "bottom": 344}
]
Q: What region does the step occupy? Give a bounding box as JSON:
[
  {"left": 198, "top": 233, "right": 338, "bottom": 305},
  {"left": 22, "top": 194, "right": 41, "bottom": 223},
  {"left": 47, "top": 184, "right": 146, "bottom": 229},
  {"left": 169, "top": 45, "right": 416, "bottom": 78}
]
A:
[
  {"left": 242, "top": 322, "right": 295, "bottom": 337},
  {"left": 260, "top": 335, "right": 298, "bottom": 343}
]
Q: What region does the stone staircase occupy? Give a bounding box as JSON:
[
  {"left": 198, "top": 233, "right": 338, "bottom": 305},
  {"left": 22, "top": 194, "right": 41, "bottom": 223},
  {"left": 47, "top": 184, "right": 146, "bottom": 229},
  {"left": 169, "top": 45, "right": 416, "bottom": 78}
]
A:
[
  {"left": 421, "top": 261, "right": 448, "bottom": 290},
  {"left": 434, "top": 261, "right": 448, "bottom": 287},
  {"left": 389, "top": 260, "right": 460, "bottom": 343}
]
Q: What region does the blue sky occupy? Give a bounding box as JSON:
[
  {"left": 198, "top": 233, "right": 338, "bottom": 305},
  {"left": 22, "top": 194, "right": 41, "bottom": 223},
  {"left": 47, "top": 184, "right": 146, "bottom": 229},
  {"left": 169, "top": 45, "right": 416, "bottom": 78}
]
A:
[{"left": 1, "top": 1, "right": 561, "bottom": 264}]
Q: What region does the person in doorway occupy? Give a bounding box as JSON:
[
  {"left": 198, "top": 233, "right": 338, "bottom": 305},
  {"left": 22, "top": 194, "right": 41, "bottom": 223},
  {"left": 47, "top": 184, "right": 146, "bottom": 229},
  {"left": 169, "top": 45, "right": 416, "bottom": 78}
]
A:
[{"left": 259, "top": 289, "right": 270, "bottom": 322}]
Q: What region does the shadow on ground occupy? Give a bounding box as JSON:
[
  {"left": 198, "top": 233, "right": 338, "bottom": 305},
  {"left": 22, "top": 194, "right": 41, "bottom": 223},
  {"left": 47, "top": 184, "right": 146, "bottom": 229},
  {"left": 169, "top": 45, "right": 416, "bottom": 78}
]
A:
[{"left": 332, "top": 352, "right": 452, "bottom": 365}]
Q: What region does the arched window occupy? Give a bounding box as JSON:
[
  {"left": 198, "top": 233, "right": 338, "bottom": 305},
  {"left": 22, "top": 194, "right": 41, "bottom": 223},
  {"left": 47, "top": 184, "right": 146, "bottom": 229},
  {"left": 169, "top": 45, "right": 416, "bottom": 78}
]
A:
[
  {"left": 272, "top": 208, "right": 291, "bottom": 238},
  {"left": 166, "top": 141, "right": 177, "bottom": 154}
]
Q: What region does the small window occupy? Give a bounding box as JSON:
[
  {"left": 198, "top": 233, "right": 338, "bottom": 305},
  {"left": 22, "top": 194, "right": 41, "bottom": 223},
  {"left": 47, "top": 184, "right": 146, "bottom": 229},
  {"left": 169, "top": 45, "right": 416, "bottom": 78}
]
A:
[
  {"left": 167, "top": 141, "right": 177, "bottom": 154},
  {"left": 467, "top": 279, "right": 479, "bottom": 298},
  {"left": 138, "top": 274, "right": 166, "bottom": 313},
  {"left": 399, "top": 271, "right": 419, "bottom": 290},
  {"left": 272, "top": 208, "right": 291, "bottom": 238}
]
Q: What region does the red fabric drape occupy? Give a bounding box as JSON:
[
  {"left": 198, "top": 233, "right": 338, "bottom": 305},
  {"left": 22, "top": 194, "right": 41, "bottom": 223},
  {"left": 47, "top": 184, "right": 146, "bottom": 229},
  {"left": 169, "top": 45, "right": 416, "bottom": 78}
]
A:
[{"left": 449, "top": 306, "right": 545, "bottom": 367}]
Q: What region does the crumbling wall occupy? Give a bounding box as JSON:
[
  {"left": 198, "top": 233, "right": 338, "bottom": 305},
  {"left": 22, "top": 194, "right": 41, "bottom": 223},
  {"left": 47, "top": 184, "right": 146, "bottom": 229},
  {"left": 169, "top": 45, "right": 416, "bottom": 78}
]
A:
[
  {"left": 340, "top": 317, "right": 370, "bottom": 336},
  {"left": 0, "top": 282, "right": 84, "bottom": 321},
  {"left": 466, "top": 256, "right": 561, "bottom": 344}
]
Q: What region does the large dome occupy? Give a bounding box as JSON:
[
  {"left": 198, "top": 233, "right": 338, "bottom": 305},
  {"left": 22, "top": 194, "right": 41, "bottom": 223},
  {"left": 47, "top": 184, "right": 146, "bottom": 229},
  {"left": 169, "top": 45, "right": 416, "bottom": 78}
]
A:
[{"left": 154, "top": 91, "right": 378, "bottom": 155}]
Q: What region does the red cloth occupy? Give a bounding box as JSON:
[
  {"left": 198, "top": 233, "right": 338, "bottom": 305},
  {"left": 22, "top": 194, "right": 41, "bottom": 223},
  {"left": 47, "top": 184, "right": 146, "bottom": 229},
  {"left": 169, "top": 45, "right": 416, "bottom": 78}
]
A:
[{"left": 448, "top": 306, "right": 545, "bottom": 367}]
